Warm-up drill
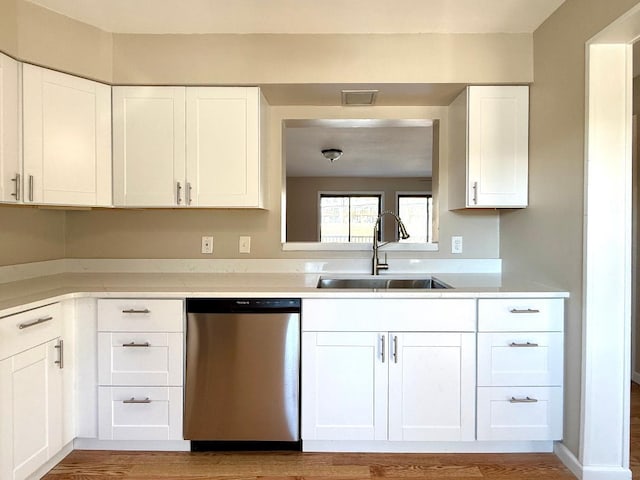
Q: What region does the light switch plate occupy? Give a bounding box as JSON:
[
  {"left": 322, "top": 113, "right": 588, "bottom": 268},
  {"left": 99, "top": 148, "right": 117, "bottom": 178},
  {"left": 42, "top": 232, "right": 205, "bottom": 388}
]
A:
[
  {"left": 451, "top": 236, "right": 463, "bottom": 254},
  {"left": 239, "top": 236, "right": 251, "bottom": 254},
  {"left": 201, "top": 236, "right": 213, "bottom": 254}
]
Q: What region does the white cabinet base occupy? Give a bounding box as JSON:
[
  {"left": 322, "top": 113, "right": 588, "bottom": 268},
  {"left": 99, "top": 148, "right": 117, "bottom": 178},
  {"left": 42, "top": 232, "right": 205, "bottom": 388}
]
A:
[{"left": 302, "top": 440, "right": 554, "bottom": 453}]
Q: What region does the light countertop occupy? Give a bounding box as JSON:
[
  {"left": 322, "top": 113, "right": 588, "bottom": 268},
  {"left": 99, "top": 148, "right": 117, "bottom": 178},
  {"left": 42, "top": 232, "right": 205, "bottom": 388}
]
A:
[{"left": 0, "top": 272, "right": 569, "bottom": 317}]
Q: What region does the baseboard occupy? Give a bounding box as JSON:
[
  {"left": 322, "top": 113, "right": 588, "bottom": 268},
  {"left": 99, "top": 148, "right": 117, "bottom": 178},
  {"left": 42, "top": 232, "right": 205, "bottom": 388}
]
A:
[
  {"left": 554, "top": 442, "right": 632, "bottom": 480},
  {"left": 74, "top": 437, "right": 190, "bottom": 451},
  {"left": 304, "top": 439, "right": 554, "bottom": 453},
  {"left": 554, "top": 442, "right": 582, "bottom": 478},
  {"left": 582, "top": 466, "right": 632, "bottom": 480},
  {"left": 632, "top": 371, "right": 640, "bottom": 384}
]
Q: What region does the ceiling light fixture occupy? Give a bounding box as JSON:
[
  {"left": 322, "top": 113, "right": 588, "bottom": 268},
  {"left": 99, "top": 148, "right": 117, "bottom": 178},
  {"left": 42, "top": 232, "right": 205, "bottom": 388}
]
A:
[{"left": 321, "top": 148, "right": 343, "bottom": 162}]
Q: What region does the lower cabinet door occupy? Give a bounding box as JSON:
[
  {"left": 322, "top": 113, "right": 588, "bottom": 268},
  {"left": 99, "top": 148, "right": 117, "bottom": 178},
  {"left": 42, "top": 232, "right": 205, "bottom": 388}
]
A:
[
  {"left": 388, "top": 332, "right": 476, "bottom": 441},
  {"left": 301, "top": 331, "right": 388, "bottom": 441},
  {"left": 476, "top": 386, "right": 563, "bottom": 441},
  {"left": 98, "top": 386, "right": 183, "bottom": 441},
  {"left": 0, "top": 340, "right": 63, "bottom": 480}
]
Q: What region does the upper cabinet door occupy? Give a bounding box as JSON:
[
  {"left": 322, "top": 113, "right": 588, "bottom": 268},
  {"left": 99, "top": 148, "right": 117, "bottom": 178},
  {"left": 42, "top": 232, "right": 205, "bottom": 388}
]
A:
[
  {"left": 0, "top": 53, "right": 20, "bottom": 204},
  {"left": 467, "top": 86, "right": 529, "bottom": 208},
  {"left": 22, "top": 64, "right": 111, "bottom": 206},
  {"left": 448, "top": 85, "right": 529, "bottom": 209},
  {"left": 186, "top": 87, "right": 264, "bottom": 208},
  {"left": 112, "top": 87, "right": 186, "bottom": 207}
]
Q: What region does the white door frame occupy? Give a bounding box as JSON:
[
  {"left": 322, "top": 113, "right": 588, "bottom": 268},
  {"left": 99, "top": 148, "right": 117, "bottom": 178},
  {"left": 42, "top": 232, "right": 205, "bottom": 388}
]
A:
[{"left": 560, "top": 5, "right": 640, "bottom": 480}]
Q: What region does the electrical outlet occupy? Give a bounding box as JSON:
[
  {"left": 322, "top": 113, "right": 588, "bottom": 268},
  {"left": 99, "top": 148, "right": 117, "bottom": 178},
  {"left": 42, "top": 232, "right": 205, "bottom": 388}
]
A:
[
  {"left": 451, "top": 236, "right": 463, "bottom": 254},
  {"left": 201, "top": 236, "right": 213, "bottom": 254},
  {"left": 239, "top": 236, "right": 251, "bottom": 254}
]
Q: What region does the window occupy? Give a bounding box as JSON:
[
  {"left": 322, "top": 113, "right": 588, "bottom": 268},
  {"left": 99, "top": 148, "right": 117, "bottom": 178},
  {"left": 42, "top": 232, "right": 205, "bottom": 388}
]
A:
[
  {"left": 319, "top": 195, "right": 381, "bottom": 243},
  {"left": 397, "top": 194, "right": 432, "bottom": 243}
]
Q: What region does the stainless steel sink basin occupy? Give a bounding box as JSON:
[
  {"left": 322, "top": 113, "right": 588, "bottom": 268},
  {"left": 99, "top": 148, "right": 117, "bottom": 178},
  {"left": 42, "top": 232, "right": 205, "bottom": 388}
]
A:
[{"left": 317, "top": 276, "right": 451, "bottom": 289}]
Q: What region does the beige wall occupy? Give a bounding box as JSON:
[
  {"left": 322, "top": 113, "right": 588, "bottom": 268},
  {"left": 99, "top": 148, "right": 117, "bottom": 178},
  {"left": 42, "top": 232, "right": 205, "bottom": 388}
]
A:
[
  {"left": 112, "top": 33, "right": 532, "bottom": 85},
  {"left": 66, "top": 105, "right": 500, "bottom": 260},
  {"left": 286, "top": 176, "right": 432, "bottom": 242},
  {"left": 0, "top": 0, "right": 18, "bottom": 55},
  {"left": 0, "top": 205, "right": 65, "bottom": 266},
  {"left": 16, "top": 1, "right": 113, "bottom": 82},
  {"left": 499, "top": 0, "right": 640, "bottom": 458}
]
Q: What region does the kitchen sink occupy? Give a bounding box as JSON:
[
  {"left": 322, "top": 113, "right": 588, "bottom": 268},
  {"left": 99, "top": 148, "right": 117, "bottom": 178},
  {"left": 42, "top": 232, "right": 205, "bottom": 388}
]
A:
[{"left": 316, "top": 276, "right": 451, "bottom": 289}]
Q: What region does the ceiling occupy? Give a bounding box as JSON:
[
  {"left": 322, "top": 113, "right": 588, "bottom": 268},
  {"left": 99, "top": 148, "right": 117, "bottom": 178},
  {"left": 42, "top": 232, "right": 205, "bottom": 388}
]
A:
[
  {"left": 26, "top": 0, "right": 565, "bottom": 35},
  {"left": 285, "top": 119, "right": 433, "bottom": 177}
]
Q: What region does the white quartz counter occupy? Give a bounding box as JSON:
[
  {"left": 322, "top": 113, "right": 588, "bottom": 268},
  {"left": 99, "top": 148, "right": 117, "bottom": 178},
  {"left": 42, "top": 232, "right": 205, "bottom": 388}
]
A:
[{"left": 0, "top": 271, "right": 569, "bottom": 317}]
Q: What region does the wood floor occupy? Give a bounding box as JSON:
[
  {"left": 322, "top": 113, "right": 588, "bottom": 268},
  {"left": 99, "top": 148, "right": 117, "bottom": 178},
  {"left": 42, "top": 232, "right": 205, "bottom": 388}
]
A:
[{"left": 44, "top": 385, "right": 640, "bottom": 480}]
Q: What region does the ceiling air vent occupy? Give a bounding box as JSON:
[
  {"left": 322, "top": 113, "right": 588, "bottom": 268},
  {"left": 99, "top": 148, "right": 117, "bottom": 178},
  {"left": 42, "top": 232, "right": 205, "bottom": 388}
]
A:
[{"left": 341, "top": 90, "right": 378, "bottom": 106}]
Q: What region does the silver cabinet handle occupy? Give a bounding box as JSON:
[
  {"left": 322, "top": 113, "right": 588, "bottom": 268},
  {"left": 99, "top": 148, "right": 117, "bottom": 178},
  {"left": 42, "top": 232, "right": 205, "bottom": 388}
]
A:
[
  {"left": 472, "top": 181, "right": 478, "bottom": 205},
  {"left": 11, "top": 173, "right": 20, "bottom": 201},
  {"left": 509, "top": 342, "right": 539, "bottom": 347},
  {"left": 510, "top": 396, "right": 538, "bottom": 403},
  {"left": 122, "top": 397, "right": 151, "bottom": 404},
  {"left": 122, "top": 309, "right": 150, "bottom": 314},
  {"left": 393, "top": 335, "right": 398, "bottom": 364},
  {"left": 18, "top": 316, "right": 53, "bottom": 329},
  {"left": 176, "top": 181, "right": 182, "bottom": 205},
  {"left": 54, "top": 339, "right": 64, "bottom": 369},
  {"left": 187, "top": 182, "right": 192, "bottom": 205},
  {"left": 122, "top": 341, "right": 150, "bottom": 347},
  {"left": 381, "top": 335, "right": 386, "bottom": 363},
  {"left": 28, "top": 175, "right": 34, "bottom": 202},
  {"left": 509, "top": 308, "right": 541, "bottom": 314}
]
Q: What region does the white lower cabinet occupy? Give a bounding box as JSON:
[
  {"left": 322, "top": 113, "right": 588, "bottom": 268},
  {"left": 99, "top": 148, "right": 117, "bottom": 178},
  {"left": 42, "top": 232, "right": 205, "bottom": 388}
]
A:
[
  {"left": 0, "top": 303, "right": 66, "bottom": 480},
  {"left": 476, "top": 298, "right": 564, "bottom": 442},
  {"left": 97, "top": 299, "right": 184, "bottom": 442},
  {"left": 302, "top": 331, "right": 476, "bottom": 443},
  {"left": 301, "top": 299, "right": 477, "bottom": 446}
]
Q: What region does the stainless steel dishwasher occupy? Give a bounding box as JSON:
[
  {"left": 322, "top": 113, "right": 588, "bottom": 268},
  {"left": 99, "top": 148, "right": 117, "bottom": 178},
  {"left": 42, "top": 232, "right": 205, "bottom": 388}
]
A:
[{"left": 184, "top": 298, "right": 301, "bottom": 450}]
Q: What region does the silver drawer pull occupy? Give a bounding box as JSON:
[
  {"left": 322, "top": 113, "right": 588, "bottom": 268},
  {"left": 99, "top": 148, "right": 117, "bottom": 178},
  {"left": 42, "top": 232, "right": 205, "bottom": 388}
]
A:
[
  {"left": 18, "top": 316, "right": 53, "bottom": 330},
  {"left": 122, "top": 309, "right": 150, "bottom": 314},
  {"left": 122, "top": 341, "right": 150, "bottom": 348},
  {"left": 123, "top": 397, "right": 151, "bottom": 404},
  {"left": 509, "top": 308, "right": 541, "bottom": 314},
  {"left": 510, "top": 396, "right": 538, "bottom": 403},
  {"left": 509, "top": 342, "right": 539, "bottom": 348}
]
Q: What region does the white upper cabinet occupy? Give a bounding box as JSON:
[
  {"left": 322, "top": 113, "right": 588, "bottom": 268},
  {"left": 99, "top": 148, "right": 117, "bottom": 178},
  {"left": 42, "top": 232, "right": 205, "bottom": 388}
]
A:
[
  {"left": 0, "top": 53, "right": 20, "bottom": 203},
  {"left": 113, "top": 86, "right": 265, "bottom": 208},
  {"left": 112, "top": 87, "right": 186, "bottom": 207},
  {"left": 22, "top": 64, "right": 111, "bottom": 207},
  {"left": 448, "top": 85, "right": 529, "bottom": 209}
]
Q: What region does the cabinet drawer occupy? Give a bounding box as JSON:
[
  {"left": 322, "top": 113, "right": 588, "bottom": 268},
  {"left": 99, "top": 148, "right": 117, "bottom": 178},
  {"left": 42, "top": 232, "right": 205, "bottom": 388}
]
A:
[
  {"left": 98, "top": 386, "right": 183, "bottom": 441},
  {"left": 98, "top": 332, "right": 183, "bottom": 386},
  {"left": 478, "top": 298, "right": 564, "bottom": 332},
  {"left": 98, "top": 299, "right": 183, "bottom": 332},
  {"left": 477, "top": 386, "right": 562, "bottom": 441},
  {"left": 477, "top": 332, "right": 563, "bottom": 386},
  {"left": 0, "top": 303, "right": 62, "bottom": 360}
]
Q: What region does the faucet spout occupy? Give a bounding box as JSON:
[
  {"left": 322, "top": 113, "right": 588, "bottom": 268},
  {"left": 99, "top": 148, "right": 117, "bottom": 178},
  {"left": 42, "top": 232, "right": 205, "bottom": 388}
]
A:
[{"left": 372, "top": 211, "right": 410, "bottom": 275}]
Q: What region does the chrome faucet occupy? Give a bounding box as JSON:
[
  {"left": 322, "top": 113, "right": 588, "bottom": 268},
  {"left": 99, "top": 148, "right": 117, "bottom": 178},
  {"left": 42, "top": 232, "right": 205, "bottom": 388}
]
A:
[{"left": 372, "top": 211, "right": 410, "bottom": 275}]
